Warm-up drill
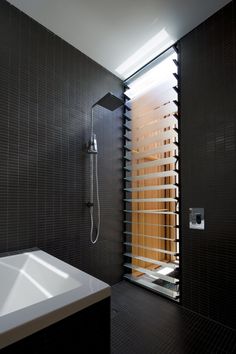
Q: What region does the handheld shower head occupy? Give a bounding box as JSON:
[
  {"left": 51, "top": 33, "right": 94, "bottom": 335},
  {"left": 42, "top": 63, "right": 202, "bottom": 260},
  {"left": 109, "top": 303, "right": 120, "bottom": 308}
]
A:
[{"left": 92, "top": 92, "right": 123, "bottom": 111}]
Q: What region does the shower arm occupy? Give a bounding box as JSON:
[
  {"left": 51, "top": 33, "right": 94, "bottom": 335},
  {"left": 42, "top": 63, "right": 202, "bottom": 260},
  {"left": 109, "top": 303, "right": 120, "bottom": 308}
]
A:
[
  {"left": 90, "top": 101, "right": 101, "bottom": 138},
  {"left": 87, "top": 106, "right": 98, "bottom": 155},
  {"left": 90, "top": 105, "right": 95, "bottom": 140}
]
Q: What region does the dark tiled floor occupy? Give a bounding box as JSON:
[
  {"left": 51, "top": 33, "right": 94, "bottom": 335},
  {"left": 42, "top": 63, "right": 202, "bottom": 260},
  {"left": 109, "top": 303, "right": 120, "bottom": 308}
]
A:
[{"left": 111, "top": 281, "right": 236, "bottom": 354}]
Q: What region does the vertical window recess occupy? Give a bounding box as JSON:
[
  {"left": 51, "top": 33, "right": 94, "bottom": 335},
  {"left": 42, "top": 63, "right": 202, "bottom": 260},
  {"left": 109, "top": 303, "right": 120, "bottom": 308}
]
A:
[{"left": 123, "top": 47, "right": 180, "bottom": 301}]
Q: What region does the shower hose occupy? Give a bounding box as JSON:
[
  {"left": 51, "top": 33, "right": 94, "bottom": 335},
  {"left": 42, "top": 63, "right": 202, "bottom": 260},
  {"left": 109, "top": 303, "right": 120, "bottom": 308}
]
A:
[{"left": 89, "top": 153, "right": 100, "bottom": 244}]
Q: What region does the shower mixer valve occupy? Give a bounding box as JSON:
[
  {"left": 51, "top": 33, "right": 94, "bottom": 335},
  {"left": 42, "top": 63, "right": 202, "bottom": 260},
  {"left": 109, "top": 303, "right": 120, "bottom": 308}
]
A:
[{"left": 87, "top": 134, "right": 98, "bottom": 154}]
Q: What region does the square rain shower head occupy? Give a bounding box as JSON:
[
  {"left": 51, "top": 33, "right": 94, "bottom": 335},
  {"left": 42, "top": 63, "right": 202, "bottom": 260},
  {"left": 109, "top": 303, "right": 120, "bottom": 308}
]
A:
[{"left": 93, "top": 92, "right": 123, "bottom": 111}]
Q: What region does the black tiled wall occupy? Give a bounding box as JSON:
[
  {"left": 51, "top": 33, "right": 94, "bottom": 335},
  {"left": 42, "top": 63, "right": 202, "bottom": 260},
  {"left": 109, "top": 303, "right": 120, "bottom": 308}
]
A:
[
  {"left": 0, "top": 0, "right": 123, "bottom": 285},
  {"left": 180, "top": 1, "right": 236, "bottom": 328}
]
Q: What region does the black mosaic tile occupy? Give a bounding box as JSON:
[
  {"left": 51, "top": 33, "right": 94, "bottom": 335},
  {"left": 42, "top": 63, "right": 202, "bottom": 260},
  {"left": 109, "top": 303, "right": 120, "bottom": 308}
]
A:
[
  {"left": 0, "top": 0, "right": 123, "bottom": 285},
  {"left": 180, "top": 0, "right": 236, "bottom": 328}
]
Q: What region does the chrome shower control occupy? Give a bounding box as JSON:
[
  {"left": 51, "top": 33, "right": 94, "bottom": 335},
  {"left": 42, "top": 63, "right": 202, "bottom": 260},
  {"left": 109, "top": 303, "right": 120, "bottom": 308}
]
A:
[
  {"left": 87, "top": 134, "right": 98, "bottom": 154},
  {"left": 189, "top": 208, "right": 205, "bottom": 230}
]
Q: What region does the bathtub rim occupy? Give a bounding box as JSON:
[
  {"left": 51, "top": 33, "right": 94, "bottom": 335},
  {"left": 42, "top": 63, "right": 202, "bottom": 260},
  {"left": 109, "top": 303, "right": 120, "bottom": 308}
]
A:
[{"left": 0, "top": 248, "right": 111, "bottom": 350}]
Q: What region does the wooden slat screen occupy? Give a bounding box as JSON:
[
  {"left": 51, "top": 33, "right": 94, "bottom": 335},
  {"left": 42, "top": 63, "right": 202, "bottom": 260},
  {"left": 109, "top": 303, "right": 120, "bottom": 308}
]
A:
[{"left": 123, "top": 47, "right": 180, "bottom": 300}]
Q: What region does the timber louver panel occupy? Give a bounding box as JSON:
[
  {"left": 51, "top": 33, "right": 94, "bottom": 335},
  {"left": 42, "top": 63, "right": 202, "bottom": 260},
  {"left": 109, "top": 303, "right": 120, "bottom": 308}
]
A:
[{"left": 123, "top": 47, "right": 180, "bottom": 300}]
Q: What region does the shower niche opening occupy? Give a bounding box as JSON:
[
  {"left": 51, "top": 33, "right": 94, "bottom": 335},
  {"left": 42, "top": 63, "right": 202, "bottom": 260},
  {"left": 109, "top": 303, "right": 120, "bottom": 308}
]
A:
[{"left": 123, "top": 47, "right": 180, "bottom": 301}]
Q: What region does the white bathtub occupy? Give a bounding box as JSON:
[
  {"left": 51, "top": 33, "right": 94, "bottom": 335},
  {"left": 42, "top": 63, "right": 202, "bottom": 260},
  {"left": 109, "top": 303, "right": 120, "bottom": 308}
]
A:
[{"left": 0, "top": 249, "right": 110, "bottom": 350}]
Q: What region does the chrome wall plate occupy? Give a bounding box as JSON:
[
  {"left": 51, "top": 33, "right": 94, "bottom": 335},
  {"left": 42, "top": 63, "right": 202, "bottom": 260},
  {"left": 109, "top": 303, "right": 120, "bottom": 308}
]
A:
[{"left": 189, "top": 208, "right": 205, "bottom": 230}]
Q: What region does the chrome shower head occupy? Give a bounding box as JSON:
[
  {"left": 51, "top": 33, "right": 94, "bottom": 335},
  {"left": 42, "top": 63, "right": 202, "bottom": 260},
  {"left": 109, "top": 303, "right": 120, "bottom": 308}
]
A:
[{"left": 93, "top": 92, "right": 123, "bottom": 111}]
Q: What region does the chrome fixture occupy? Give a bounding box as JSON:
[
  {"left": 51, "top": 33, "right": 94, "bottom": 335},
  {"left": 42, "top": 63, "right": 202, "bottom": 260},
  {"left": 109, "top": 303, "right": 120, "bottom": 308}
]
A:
[
  {"left": 189, "top": 208, "right": 205, "bottom": 230},
  {"left": 87, "top": 92, "right": 123, "bottom": 244}
]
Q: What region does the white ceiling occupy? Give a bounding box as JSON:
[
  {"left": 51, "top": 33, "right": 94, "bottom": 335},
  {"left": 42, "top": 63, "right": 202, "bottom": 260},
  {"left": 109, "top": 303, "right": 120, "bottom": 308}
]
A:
[{"left": 8, "top": 0, "right": 231, "bottom": 79}]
